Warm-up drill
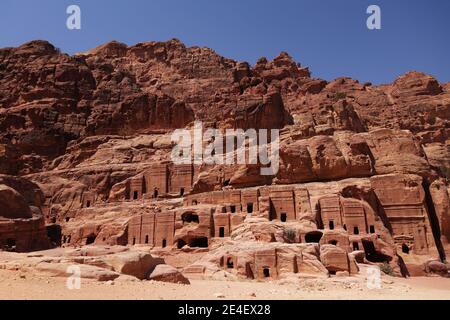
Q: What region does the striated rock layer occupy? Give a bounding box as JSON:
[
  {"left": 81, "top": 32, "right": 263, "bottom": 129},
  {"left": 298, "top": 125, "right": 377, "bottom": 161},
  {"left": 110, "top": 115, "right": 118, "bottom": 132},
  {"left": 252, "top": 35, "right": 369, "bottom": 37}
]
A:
[{"left": 0, "top": 39, "right": 449, "bottom": 279}]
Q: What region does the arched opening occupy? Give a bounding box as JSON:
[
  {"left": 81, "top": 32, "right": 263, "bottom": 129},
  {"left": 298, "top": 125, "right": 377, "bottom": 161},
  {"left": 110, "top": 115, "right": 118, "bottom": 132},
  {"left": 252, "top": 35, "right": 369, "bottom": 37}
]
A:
[
  {"left": 219, "top": 227, "right": 225, "bottom": 238},
  {"left": 145, "top": 235, "right": 149, "bottom": 244},
  {"left": 370, "top": 225, "right": 375, "bottom": 234},
  {"left": 402, "top": 243, "right": 410, "bottom": 254},
  {"left": 305, "top": 231, "right": 323, "bottom": 243},
  {"left": 227, "top": 258, "right": 234, "bottom": 269},
  {"left": 86, "top": 234, "right": 96, "bottom": 245},
  {"left": 343, "top": 224, "right": 347, "bottom": 231},
  {"left": 177, "top": 239, "right": 186, "bottom": 249},
  {"left": 180, "top": 188, "right": 185, "bottom": 196},
  {"left": 162, "top": 239, "right": 167, "bottom": 248},
  {"left": 353, "top": 242, "right": 360, "bottom": 251},
  {"left": 280, "top": 213, "right": 287, "bottom": 222},
  {"left": 329, "top": 240, "right": 338, "bottom": 246},
  {"left": 189, "top": 237, "right": 208, "bottom": 248},
  {"left": 263, "top": 267, "right": 270, "bottom": 278},
  {"left": 182, "top": 212, "right": 200, "bottom": 224},
  {"left": 329, "top": 220, "right": 335, "bottom": 230},
  {"left": 353, "top": 226, "right": 360, "bottom": 235},
  {"left": 230, "top": 205, "right": 236, "bottom": 213},
  {"left": 247, "top": 203, "right": 254, "bottom": 214}
]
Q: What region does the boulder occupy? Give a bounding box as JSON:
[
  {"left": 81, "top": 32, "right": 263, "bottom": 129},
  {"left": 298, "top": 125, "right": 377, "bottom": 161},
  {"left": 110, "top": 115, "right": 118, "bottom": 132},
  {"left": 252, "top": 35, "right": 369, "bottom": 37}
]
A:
[
  {"left": 148, "top": 264, "right": 190, "bottom": 284},
  {"left": 103, "top": 251, "right": 164, "bottom": 280},
  {"left": 0, "top": 185, "right": 32, "bottom": 219}
]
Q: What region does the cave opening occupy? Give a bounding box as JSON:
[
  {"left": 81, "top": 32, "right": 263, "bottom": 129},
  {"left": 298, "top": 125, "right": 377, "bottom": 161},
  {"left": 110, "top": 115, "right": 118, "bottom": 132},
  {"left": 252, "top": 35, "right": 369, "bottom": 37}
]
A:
[
  {"left": 182, "top": 212, "right": 200, "bottom": 224},
  {"left": 177, "top": 239, "right": 186, "bottom": 249},
  {"left": 305, "top": 231, "right": 323, "bottom": 243},
  {"left": 362, "top": 239, "right": 391, "bottom": 262},
  {"left": 402, "top": 243, "right": 410, "bottom": 254},
  {"left": 281, "top": 213, "right": 287, "bottom": 222},
  {"left": 263, "top": 267, "right": 270, "bottom": 278},
  {"left": 189, "top": 237, "right": 208, "bottom": 248},
  {"left": 86, "top": 234, "right": 96, "bottom": 245}
]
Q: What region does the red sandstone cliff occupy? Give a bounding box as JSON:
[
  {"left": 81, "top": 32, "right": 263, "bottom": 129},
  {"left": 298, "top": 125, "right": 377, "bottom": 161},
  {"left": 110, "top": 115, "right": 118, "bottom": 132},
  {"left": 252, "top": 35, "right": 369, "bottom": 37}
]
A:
[{"left": 0, "top": 39, "right": 449, "bottom": 278}]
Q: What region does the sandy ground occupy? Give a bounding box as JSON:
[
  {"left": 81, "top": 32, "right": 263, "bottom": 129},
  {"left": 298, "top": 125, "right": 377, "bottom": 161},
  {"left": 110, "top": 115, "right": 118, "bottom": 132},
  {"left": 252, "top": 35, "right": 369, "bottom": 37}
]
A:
[{"left": 0, "top": 269, "right": 449, "bottom": 300}]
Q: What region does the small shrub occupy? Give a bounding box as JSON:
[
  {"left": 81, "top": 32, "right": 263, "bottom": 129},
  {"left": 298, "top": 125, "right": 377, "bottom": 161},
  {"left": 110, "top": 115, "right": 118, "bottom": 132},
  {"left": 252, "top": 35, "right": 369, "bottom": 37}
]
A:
[
  {"left": 440, "top": 166, "right": 450, "bottom": 180},
  {"left": 334, "top": 92, "right": 347, "bottom": 101},
  {"left": 284, "top": 229, "right": 296, "bottom": 243},
  {"left": 380, "top": 262, "right": 395, "bottom": 276}
]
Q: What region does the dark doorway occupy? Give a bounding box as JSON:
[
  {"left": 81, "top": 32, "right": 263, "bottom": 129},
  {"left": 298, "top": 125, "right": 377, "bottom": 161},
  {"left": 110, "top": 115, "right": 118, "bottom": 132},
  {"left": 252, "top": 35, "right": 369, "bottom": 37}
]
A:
[
  {"left": 227, "top": 258, "right": 234, "bottom": 269},
  {"left": 329, "top": 220, "right": 335, "bottom": 230},
  {"left": 154, "top": 189, "right": 159, "bottom": 198},
  {"left": 133, "top": 191, "right": 138, "bottom": 200},
  {"left": 370, "top": 225, "right": 375, "bottom": 233},
  {"left": 177, "top": 239, "right": 186, "bottom": 249},
  {"left": 86, "top": 201, "right": 91, "bottom": 208},
  {"left": 182, "top": 212, "right": 199, "bottom": 224},
  {"left": 281, "top": 213, "right": 287, "bottom": 222},
  {"left": 305, "top": 231, "right": 323, "bottom": 243},
  {"left": 402, "top": 243, "right": 410, "bottom": 254},
  {"left": 190, "top": 237, "right": 208, "bottom": 248},
  {"left": 329, "top": 240, "right": 338, "bottom": 246},
  {"left": 46, "top": 224, "right": 62, "bottom": 247},
  {"left": 247, "top": 203, "right": 254, "bottom": 213},
  {"left": 343, "top": 224, "right": 347, "bottom": 231},
  {"left": 353, "top": 242, "right": 360, "bottom": 251},
  {"left": 230, "top": 205, "right": 236, "bottom": 213},
  {"left": 132, "top": 237, "right": 136, "bottom": 245},
  {"left": 162, "top": 239, "right": 167, "bottom": 248},
  {"left": 263, "top": 267, "right": 270, "bottom": 278},
  {"left": 219, "top": 227, "right": 225, "bottom": 238},
  {"left": 362, "top": 240, "right": 391, "bottom": 262},
  {"left": 86, "top": 234, "right": 96, "bottom": 245},
  {"left": 6, "top": 238, "right": 16, "bottom": 248},
  {"left": 180, "top": 188, "right": 185, "bottom": 196},
  {"left": 353, "top": 226, "right": 360, "bottom": 235},
  {"left": 145, "top": 235, "right": 149, "bottom": 244}
]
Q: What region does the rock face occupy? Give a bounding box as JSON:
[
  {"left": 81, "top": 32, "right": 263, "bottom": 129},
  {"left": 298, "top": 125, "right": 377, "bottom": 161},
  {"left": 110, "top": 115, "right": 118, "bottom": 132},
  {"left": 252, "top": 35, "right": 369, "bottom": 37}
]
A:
[
  {"left": 0, "top": 39, "right": 449, "bottom": 280},
  {"left": 0, "top": 176, "right": 50, "bottom": 252}
]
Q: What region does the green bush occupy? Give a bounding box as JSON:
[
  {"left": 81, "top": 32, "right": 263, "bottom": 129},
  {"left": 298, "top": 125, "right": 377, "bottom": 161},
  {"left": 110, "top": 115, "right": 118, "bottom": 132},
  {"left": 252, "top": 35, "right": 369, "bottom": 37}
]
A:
[
  {"left": 380, "top": 262, "right": 395, "bottom": 276},
  {"left": 334, "top": 92, "right": 347, "bottom": 101},
  {"left": 284, "top": 229, "right": 296, "bottom": 243}
]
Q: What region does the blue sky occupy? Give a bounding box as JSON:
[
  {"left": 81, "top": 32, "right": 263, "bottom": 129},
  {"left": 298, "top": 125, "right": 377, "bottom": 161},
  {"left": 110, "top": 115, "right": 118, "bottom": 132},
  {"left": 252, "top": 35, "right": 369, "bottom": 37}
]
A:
[{"left": 1, "top": 0, "right": 449, "bottom": 84}]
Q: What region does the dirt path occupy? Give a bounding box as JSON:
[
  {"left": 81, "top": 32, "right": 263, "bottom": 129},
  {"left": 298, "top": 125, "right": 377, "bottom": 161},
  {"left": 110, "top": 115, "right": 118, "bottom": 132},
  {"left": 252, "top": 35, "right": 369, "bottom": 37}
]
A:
[{"left": 0, "top": 269, "right": 449, "bottom": 300}]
